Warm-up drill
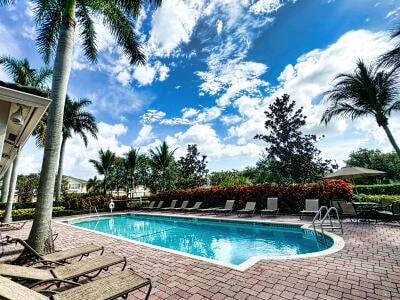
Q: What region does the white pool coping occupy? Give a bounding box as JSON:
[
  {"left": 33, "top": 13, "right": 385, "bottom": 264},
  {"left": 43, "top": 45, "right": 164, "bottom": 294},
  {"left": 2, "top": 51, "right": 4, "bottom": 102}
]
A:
[{"left": 58, "top": 212, "right": 345, "bottom": 272}]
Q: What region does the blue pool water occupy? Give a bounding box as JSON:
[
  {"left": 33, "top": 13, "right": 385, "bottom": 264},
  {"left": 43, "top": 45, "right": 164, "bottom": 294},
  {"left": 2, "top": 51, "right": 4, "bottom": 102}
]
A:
[{"left": 68, "top": 214, "right": 332, "bottom": 266}]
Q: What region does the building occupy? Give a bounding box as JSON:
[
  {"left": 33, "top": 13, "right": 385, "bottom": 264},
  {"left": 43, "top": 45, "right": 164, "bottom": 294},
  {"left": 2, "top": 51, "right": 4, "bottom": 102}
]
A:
[{"left": 64, "top": 176, "right": 88, "bottom": 194}]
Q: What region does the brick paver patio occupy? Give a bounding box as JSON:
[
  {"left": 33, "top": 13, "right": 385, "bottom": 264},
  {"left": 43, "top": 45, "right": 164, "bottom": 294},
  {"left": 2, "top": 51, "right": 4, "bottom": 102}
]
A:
[{"left": 1, "top": 213, "right": 399, "bottom": 299}]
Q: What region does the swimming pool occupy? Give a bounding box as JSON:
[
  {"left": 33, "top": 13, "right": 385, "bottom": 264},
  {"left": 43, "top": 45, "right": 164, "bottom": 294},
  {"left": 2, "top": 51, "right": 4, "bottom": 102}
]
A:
[{"left": 66, "top": 214, "right": 343, "bottom": 270}]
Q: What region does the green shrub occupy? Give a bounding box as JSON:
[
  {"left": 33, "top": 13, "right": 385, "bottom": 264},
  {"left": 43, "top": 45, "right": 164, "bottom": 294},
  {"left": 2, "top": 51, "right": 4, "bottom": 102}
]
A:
[
  {"left": 355, "top": 194, "right": 400, "bottom": 206},
  {"left": 356, "top": 183, "right": 400, "bottom": 195}
]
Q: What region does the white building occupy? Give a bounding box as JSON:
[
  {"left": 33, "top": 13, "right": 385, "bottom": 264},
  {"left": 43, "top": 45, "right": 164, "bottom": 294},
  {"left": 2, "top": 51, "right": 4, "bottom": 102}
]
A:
[{"left": 64, "top": 176, "right": 88, "bottom": 194}]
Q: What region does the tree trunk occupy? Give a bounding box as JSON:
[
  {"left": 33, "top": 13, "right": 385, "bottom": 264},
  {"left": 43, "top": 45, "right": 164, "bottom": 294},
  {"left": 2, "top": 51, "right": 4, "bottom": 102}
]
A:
[
  {"left": 3, "top": 153, "right": 19, "bottom": 223},
  {"left": 382, "top": 125, "right": 400, "bottom": 159},
  {"left": 25, "top": 15, "right": 76, "bottom": 256},
  {"left": 54, "top": 137, "right": 67, "bottom": 202},
  {"left": 1, "top": 167, "right": 11, "bottom": 203}
]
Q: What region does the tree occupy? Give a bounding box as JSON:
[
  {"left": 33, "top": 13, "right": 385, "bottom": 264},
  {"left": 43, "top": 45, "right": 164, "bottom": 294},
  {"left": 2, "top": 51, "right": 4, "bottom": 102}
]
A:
[
  {"left": 87, "top": 176, "right": 102, "bottom": 194},
  {"left": 321, "top": 59, "right": 400, "bottom": 158},
  {"left": 124, "top": 148, "right": 141, "bottom": 196},
  {"left": 1, "top": 169, "right": 11, "bottom": 203},
  {"left": 345, "top": 148, "right": 400, "bottom": 184},
  {"left": 148, "top": 141, "right": 177, "bottom": 192},
  {"left": 1, "top": 0, "right": 162, "bottom": 255},
  {"left": 0, "top": 56, "right": 52, "bottom": 223},
  {"left": 242, "top": 152, "right": 274, "bottom": 184},
  {"left": 176, "top": 144, "right": 208, "bottom": 189},
  {"left": 89, "top": 149, "right": 116, "bottom": 195},
  {"left": 16, "top": 173, "right": 40, "bottom": 202},
  {"left": 209, "top": 170, "right": 251, "bottom": 187},
  {"left": 0, "top": 56, "right": 52, "bottom": 89},
  {"left": 255, "top": 94, "right": 330, "bottom": 185},
  {"left": 54, "top": 96, "right": 98, "bottom": 201},
  {"left": 379, "top": 24, "right": 400, "bottom": 69}
]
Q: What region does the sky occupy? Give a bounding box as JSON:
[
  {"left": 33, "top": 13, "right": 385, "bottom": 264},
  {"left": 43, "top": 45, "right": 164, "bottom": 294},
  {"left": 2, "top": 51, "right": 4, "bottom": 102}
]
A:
[{"left": 0, "top": 0, "right": 400, "bottom": 181}]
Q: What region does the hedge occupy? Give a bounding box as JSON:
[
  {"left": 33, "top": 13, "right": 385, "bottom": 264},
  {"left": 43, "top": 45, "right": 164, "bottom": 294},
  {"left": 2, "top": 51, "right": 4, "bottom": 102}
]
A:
[
  {"left": 0, "top": 206, "right": 72, "bottom": 221},
  {"left": 355, "top": 183, "right": 400, "bottom": 195},
  {"left": 150, "top": 180, "right": 353, "bottom": 213}
]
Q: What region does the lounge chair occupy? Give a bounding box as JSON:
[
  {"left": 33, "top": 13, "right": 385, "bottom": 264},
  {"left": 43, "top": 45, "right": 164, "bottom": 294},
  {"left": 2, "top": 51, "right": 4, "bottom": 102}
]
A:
[
  {"left": 331, "top": 199, "right": 346, "bottom": 215},
  {"left": 376, "top": 201, "right": 400, "bottom": 223},
  {"left": 5, "top": 236, "right": 104, "bottom": 265},
  {"left": 214, "top": 200, "right": 235, "bottom": 215},
  {"left": 161, "top": 199, "right": 178, "bottom": 210},
  {"left": 0, "top": 268, "right": 152, "bottom": 300},
  {"left": 338, "top": 201, "right": 360, "bottom": 223},
  {"left": 183, "top": 202, "right": 202, "bottom": 212},
  {"left": 142, "top": 201, "right": 156, "bottom": 210},
  {"left": 147, "top": 201, "right": 164, "bottom": 210},
  {"left": 260, "top": 197, "right": 279, "bottom": 217},
  {"left": 237, "top": 202, "right": 256, "bottom": 217},
  {"left": 171, "top": 200, "right": 189, "bottom": 211},
  {"left": 0, "top": 252, "right": 126, "bottom": 283},
  {"left": 300, "top": 199, "right": 319, "bottom": 220},
  {"left": 0, "top": 221, "right": 26, "bottom": 231}
]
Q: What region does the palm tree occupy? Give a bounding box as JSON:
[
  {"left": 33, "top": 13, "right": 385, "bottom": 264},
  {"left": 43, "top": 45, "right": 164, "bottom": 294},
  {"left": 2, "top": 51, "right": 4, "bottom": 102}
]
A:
[
  {"left": 124, "top": 148, "right": 141, "bottom": 197},
  {"left": 321, "top": 59, "right": 400, "bottom": 158},
  {"left": 379, "top": 24, "right": 400, "bottom": 69},
  {"left": 89, "top": 149, "right": 116, "bottom": 195},
  {"left": 87, "top": 176, "right": 102, "bottom": 194},
  {"left": 1, "top": 0, "right": 162, "bottom": 254},
  {"left": 54, "top": 96, "right": 98, "bottom": 202},
  {"left": 0, "top": 56, "right": 52, "bottom": 89},
  {"left": 0, "top": 56, "right": 52, "bottom": 223},
  {"left": 149, "top": 141, "right": 177, "bottom": 192}
]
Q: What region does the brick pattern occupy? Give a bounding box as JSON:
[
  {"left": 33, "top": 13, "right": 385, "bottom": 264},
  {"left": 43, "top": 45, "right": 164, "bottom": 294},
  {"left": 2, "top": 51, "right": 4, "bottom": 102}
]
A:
[{"left": 1, "top": 214, "right": 399, "bottom": 299}]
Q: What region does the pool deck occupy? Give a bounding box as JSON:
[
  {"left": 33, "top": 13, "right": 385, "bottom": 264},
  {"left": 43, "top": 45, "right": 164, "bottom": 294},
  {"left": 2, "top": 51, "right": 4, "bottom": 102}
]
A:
[{"left": 1, "top": 212, "right": 399, "bottom": 299}]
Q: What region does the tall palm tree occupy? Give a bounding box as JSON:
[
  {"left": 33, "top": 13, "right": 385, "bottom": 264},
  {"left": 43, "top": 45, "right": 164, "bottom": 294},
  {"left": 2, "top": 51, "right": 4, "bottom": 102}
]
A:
[
  {"left": 124, "top": 147, "right": 141, "bottom": 196},
  {"left": 0, "top": 0, "right": 162, "bottom": 254},
  {"left": 379, "top": 24, "right": 400, "bottom": 69},
  {"left": 321, "top": 59, "right": 400, "bottom": 158},
  {"left": 89, "top": 149, "right": 116, "bottom": 195},
  {"left": 149, "top": 141, "right": 177, "bottom": 192},
  {"left": 0, "top": 56, "right": 52, "bottom": 223},
  {"left": 54, "top": 96, "right": 98, "bottom": 202}
]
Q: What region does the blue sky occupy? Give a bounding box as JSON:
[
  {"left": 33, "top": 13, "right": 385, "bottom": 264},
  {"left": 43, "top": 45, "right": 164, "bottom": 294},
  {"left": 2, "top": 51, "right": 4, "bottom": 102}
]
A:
[{"left": 1, "top": 0, "right": 399, "bottom": 180}]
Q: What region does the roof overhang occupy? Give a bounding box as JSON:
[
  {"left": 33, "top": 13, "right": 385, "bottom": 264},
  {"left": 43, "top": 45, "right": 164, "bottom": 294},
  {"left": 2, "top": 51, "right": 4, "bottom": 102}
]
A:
[{"left": 0, "top": 85, "right": 51, "bottom": 177}]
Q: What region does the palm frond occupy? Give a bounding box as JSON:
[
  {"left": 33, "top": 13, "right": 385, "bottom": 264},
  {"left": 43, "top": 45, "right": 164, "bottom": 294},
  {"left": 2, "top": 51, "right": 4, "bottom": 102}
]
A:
[
  {"left": 35, "top": 3, "right": 62, "bottom": 64},
  {"left": 76, "top": 3, "right": 97, "bottom": 62},
  {"left": 102, "top": 2, "right": 146, "bottom": 65}
]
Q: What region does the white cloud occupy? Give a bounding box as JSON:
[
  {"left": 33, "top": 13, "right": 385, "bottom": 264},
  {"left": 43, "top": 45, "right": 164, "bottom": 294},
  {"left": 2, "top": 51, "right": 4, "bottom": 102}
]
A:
[
  {"left": 141, "top": 110, "right": 166, "bottom": 124},
  {"left": 147, "top": 0, "right": 204, "bottom": 57},
  {"left": 133, "top": 124, "right": 156, "bottom": 145},
  {"left": 272, "top": 29, "right": 394, "bottom": 129},
  {"left": 249, "top": 0, "right": 284, "bottom": 15}
]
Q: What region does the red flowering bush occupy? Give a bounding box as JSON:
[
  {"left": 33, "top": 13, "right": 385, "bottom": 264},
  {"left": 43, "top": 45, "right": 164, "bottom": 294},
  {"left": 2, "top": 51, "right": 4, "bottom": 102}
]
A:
[{"left": 150, "top": 180, "right": 352, "bottom": 213}]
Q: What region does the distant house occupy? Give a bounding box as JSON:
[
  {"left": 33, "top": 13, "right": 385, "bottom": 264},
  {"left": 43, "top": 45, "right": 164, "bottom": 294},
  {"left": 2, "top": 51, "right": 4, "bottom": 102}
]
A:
[{"left": 64, "top": 176, "right": 87, "bottom": 194}]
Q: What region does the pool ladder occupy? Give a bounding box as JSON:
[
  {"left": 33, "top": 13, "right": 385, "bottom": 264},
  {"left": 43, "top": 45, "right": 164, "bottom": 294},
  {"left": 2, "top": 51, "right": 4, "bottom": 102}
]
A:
[
  {"left": 312, "top": 206, "right": 343, "bottom": 244},
  {"left": 89, "top": 205, "right": 100, "bottom": 220}
]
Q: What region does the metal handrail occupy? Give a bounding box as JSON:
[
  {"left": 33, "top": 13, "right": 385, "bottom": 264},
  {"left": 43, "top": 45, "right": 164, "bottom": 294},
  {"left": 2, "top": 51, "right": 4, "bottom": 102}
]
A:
[
  {"left": 89, "top": 205, "right": 100, "bottom": 219},
  {"left": 312, "top": 206, "right": 343, "bottom": 245}
]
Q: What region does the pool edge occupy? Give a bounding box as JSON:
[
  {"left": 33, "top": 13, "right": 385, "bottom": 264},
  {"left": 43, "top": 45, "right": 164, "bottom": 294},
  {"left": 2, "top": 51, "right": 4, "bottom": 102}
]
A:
[{"left": 56, "top": 212, "right": 345, "bottom": 272}]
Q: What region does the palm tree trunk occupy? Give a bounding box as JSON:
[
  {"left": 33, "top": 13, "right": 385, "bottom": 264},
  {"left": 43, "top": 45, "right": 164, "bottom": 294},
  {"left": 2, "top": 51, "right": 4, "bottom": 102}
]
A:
[
  {"left": 1, "top": 167, "right": 11, "bottom": 203},
  {"left": 3, "top": 153, "right": 19, "bottom": 223},
  {"left": 25, "top": 16, "right": 76, "bottom": 256},
  {"left": 382, "top": 125, "right": 400, "bottom": 159},
  {"left": 54, "top": 137, "right": 67, "bottom": 202}
]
